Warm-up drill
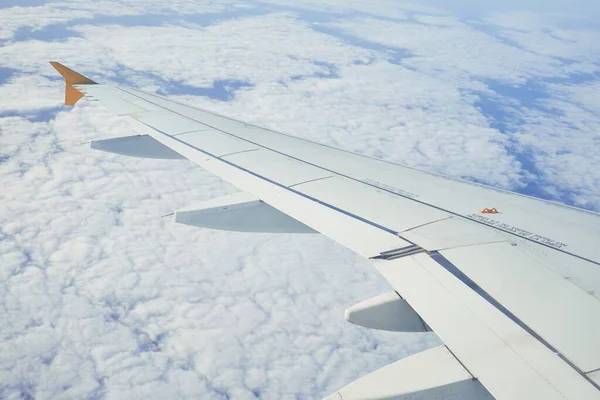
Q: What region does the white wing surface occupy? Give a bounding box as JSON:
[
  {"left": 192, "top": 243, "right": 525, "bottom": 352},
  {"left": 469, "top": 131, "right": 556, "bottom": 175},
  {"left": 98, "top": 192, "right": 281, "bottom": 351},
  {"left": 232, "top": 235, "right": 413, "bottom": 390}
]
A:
[{"left": 52, "top": 62, "right": 600, "bottom": 400}]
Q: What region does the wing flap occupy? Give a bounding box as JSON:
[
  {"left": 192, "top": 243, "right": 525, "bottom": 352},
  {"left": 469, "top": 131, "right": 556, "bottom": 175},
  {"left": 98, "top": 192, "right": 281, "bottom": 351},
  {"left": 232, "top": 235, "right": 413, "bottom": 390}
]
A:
[
  {"left": 325, "top": 345, "right": 491, "bottom": 400},
  {"left": 440, "top": 241, "right": 600, "bottom": 373},
  {"left": 375, "top": 253, "right": 600, "bottom": 400}
]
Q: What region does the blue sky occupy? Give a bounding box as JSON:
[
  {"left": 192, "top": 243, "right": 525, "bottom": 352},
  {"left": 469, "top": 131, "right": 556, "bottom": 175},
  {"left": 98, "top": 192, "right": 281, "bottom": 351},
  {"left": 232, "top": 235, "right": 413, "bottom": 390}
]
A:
[{"left": 0, "top": 1, "right": 599, "bottom": 399}]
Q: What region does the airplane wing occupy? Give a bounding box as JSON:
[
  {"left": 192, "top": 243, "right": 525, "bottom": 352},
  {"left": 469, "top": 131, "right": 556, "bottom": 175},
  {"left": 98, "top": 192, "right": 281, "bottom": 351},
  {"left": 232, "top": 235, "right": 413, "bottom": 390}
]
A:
[{"left": 51, "top": 62, "right": 600, "bottom": 400}]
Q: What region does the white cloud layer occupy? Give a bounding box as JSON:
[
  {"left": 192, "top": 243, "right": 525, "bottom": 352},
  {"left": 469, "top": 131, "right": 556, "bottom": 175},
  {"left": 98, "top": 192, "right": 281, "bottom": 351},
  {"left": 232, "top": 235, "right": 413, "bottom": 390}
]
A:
[
  {"left": 328, "top": 17, "right": 592, "bottom": 84},
  {"left": 1, "top": 0, "right": 599, "bottom": 398},
  {"left": 0, "top": 0, "right": 244, "bottom": 40},
  {"left": 1, "top": 107, "right": 440, "bottom": 399},
  {"left": 0, "top": 75, "right": 63, "bottom": 112}
]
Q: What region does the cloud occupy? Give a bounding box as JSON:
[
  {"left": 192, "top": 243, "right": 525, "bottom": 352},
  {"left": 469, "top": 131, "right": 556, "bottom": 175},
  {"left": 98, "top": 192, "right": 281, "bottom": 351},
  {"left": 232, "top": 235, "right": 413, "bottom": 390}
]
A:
[
  {"left": 206, "top": 60, "right": 524, "bottom": 189},
  {"left": 0, "top": 12, "right": 523, "bottom": 188},
  {"left": 328, "top": 17, "right": 585, "bottom": 84},
  {"left": 415, "top": 0, "right": 600, "bottom": 21},
  {"left": 0, "top": 0, "right": 245, "bottom": 40},
  {"left": 482, "top": 12, "right": 600, "bottom": 66},
  {"left": 508, "top": 86, "right": 600, "bottom": 208},
  {"left": 252, "top": 0, "right": 427, "bottom": 20},
  {"left": 70, "top": 14, "right": 375, "bottom": 87},
  {"left": 2, "top": 106, "right": 440, "bottom": 399},
  {"left": 0, "top": 13, "right": 375, "bottom": 87},
  {"left": 0, "top": 75, "right": 63, "bottom": 113},
  {"left": 552, "top": 80, "right": 600, "bottom": 116},
  {"left": 322, "top": 15, "right": 600, "bottom": 205},
  {"left": 1, "top": 1, "right": 599, "bottom": 399}
]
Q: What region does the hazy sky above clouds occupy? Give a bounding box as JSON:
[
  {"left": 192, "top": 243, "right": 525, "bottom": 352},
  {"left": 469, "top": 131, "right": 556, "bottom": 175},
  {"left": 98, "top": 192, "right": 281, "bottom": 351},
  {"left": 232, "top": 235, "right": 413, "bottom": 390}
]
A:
[
  {"left": 423, "top": 0, "right": 600, "bottom": 20},
  {"left": 1, "top": 1, "right": 599, "bottom": 399}
]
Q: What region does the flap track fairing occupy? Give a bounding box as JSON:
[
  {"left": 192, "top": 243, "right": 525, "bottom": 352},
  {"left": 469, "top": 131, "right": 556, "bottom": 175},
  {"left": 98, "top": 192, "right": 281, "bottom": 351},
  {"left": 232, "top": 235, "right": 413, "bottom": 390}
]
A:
[{"left": 175, "top": 192, "right": 317, "bottom": 234}]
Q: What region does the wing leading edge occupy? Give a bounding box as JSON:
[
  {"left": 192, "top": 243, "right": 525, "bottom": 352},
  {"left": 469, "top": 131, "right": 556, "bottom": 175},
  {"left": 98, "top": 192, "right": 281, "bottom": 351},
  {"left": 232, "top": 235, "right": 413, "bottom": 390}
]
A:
[{"left": 50, "top": 62, "right": 600, "bottom": 399}]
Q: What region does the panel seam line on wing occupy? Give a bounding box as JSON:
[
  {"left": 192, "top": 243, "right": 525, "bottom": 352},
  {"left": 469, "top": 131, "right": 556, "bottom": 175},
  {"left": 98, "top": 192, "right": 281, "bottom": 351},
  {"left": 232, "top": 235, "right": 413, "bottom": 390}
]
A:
[
  {"left": 400, "top": 216, "right": 453, "bottom": 232},
  {"left": 288, "top": 176, "right": 334, "bottom": 188},
  {"left": 218, "top": 148, "right": 261, "bottom": 158},
  {"left": 171, "top": 128, "right": 213, "bottom": 136},
  {"left": 587, "top": 367, "right": 600, "bottom": 374}
]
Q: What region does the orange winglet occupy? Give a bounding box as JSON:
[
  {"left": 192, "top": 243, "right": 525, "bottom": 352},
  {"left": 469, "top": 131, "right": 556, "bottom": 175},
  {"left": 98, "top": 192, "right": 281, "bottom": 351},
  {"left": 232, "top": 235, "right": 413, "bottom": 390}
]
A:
[
  {"left": 49, "top": 62, "right": 96, "bottom": 106},
  {"left": 480, "top": 208, "right": 498, "bottom": 214}
]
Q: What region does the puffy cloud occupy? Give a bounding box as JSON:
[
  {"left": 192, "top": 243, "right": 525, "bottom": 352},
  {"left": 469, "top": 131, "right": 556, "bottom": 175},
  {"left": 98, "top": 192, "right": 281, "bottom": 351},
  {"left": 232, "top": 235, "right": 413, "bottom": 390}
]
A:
[
  {"left": 0, "top": 0, "right": 245, "bottom": 40},
  {"left": 207, "top": 60, "right": 524, "bottom": 189},
  {"left": 1, "top": 1, "right": 599, "bottom": 399},
  {"left": 328, "top": 17, "right": 584, "bottom": 84},
  {"left": 253, "top": 0, "right": 427, "bottom": 20},
  {"left": 417, "top": 0, "right": 600, "bottom": 20},
  {"left": 1, "top": 107, "right": 439, "bottom": 399},
  {"left": 321, "top": 15, "right": 600, "bottom": 205},
  {"left": 0, "top": 13, "right": 374, "bottom": 87},
  {"left": 70, "top": 14, "right": 375, "bottom": 87},
  {"left": 0, "top": 74, "right": 63, "bottom": 112},
  {"left": 482, "top": 12, "right": 600, "bottom": 65},
  {"left": 509, "top": 84, "right": 600, "bottom": 208},
  {"left": 551, "top": 80, "right": 600, "bottom": 116}
]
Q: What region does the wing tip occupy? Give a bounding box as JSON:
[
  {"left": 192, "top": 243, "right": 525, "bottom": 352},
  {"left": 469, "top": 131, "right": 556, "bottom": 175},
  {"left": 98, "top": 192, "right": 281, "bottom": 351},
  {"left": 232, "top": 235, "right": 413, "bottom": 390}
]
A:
[{"left": 49, "top": 61, "right": 96, "bottom": 106}]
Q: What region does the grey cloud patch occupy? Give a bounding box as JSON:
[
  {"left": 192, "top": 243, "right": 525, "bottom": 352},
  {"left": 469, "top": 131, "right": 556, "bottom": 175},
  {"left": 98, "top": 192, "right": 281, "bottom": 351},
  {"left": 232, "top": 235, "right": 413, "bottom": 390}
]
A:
[
  {"left": 13, "top": 23, "right": 81, "bottom": 42},
  {"left": 0, "top": 67, "right": 16, "bottom": 84},
  {"left": 10, "top": 7, "right": 272, "bottom": 43},
  {"left": 415, "top": 0, "right": 600, "bottom": 21},
  {"left": 474, "top": 71, "right": 600, "bottom": 132},
  {"left": 467, "top": 69, "right": 600, "bottom": 203},
  {"left": 288, "top": 60, "right": 340, "bottom": 82},
  {"left": 322, "top": 15, "right": 600, "bottom": 209},
  {"left": 0, "top": 0, "right": 52, "bottom": 7},
  {"left": 0, "top": 0, "right": 252, "bottom": 41},
  {"left": 80, "top": 63, "right": 256, "bottom": 101},
  {"left": 157, "top": 79, "right": 255, "bottom": 101},
  {"left": 312, "top": 23, "right": 412, "bottom": 65},
  {"left": 0, "top": 107, "right": 64, "bottom": 122}
]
